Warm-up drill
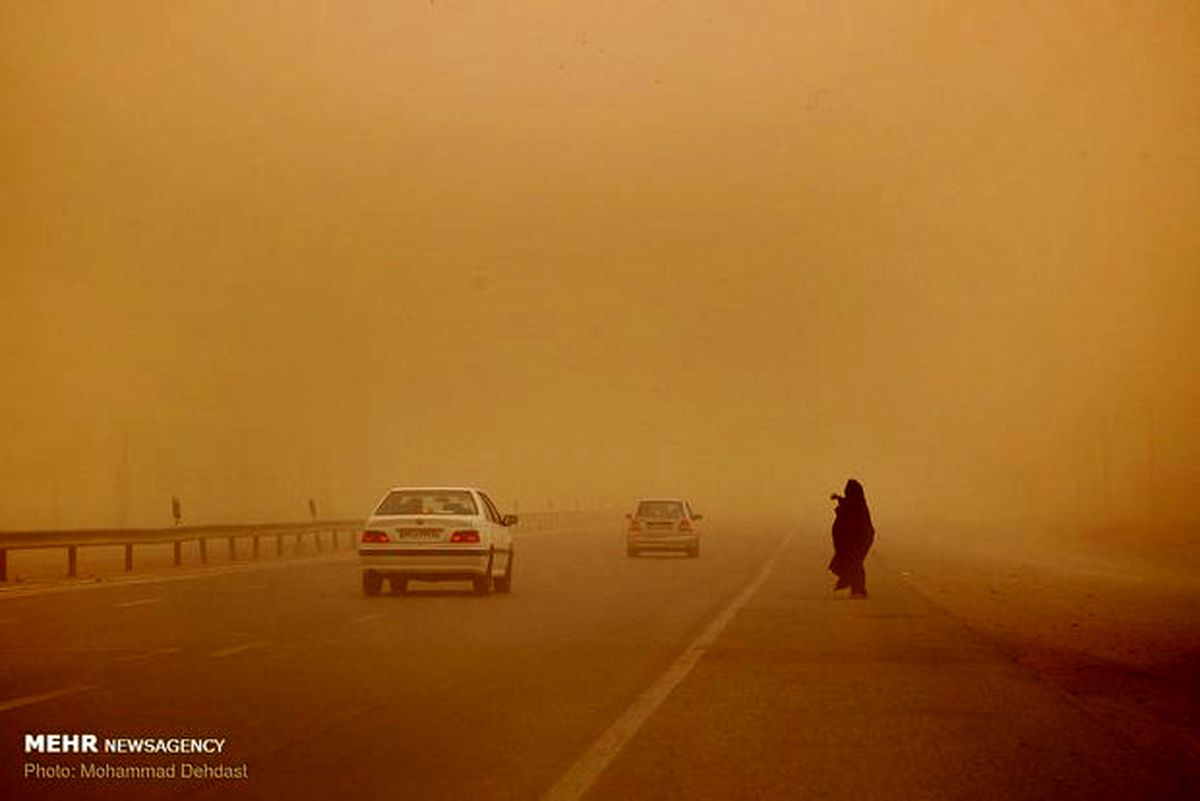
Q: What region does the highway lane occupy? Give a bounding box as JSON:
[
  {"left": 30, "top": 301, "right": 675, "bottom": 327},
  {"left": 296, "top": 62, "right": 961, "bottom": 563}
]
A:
[
  {"left": 1, "top": 519, "right": 786, "bottom": 800},
  {"left": 2, "top": 518, "right": 1193, "bottom": 800},
  {"left": 582, "top": 537, "right": 1194, "bottom": 801}
]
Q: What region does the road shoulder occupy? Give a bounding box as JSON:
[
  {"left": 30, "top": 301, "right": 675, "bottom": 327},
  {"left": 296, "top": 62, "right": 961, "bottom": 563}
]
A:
[{"left": 584, "top": 537, "right": 1194, "bottom": 800}]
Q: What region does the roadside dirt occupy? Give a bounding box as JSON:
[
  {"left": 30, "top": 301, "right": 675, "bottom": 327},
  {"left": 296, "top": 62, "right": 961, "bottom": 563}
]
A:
[{"left": 879, "top": 527, "right": 1200, "bottom": 792}]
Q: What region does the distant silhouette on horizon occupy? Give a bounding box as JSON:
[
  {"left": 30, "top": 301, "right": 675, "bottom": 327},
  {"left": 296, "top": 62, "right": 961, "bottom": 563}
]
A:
[{"left": 829, "top": 478, "right": 875, "bottom": 598}]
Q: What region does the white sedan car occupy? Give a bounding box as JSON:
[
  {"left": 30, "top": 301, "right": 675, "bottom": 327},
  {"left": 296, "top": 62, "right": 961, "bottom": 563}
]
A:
[
  {"left": 626, "top": 497, "right": 701, "bottom": 557},
  {"left": 359, "top": 486, "right": 517, "bottom": 596}
]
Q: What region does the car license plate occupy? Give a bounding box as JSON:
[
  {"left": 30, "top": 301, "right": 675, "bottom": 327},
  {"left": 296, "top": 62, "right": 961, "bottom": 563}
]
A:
[{"left": 395, "top": 529, "right": 442, "bottom": 541}]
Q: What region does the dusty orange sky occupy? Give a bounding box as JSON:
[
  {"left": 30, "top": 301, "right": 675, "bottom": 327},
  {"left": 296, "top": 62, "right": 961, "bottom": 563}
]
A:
[{"left": 2, "top": 2, "right": 1197, "bottom": 533}]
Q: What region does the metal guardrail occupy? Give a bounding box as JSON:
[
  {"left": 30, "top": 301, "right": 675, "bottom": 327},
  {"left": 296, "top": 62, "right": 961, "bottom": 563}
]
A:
[
  {"left": 0, "top": 510, "right": 614, "bottom": 582},
  {"left": 0, "top": 520, "right": 363, "bottom": 582}
]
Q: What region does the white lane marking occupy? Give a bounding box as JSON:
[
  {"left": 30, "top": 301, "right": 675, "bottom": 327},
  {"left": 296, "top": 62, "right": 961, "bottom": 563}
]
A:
[
  {"left": 540, "top": 531, "right": 795, "bottom": 801},
  {"left": 349, "top": 613, "right": 384, "bottom": 624},
  {"left": 208, "top": 641, "right": 271, "bottom": 659},
  {"left": 115, "top": 647, "right": 182, "bottom": 663},
  {"left": 0, "top": 685, "right": 94, "bottom": 713},
  {"left": 115, "top": 598, "right": 160, "bottom": 608}
]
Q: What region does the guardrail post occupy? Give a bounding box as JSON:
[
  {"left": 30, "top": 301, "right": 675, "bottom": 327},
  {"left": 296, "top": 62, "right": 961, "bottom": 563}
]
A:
[
  {"left": 295, "top": 532, "right": 302, "bottom": 554},
  {"left": 314, "top": 531, "right": 322, "bottom": 554},
  {"left": 227, "top": 536, "right": 236, "bottom": 561},
  {"left": 173, "top": 541, "right": 182, "bottom": 566},
  {"left": 331, "top": 529, "right": 338, "bottom": 551},
  {"left": 67, "top": 545, "right": 77, "bottom": 577},
  {"left": 0, "top": 548, "right": 6, "bottom": 582},
  {"left": 199, "top": 538, "right": 208, "bottom": 564},
  {"left": 124, "top": 543, "right": 133, "bottom": 572},
  {"left": 252, "top": 535, "right": 260, "bottom": 559},
  {"left": 276, "top": 534, "right": 283, "bottom": 556}
]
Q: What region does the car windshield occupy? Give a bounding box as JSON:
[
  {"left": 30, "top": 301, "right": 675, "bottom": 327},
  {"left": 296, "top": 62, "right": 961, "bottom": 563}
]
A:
[
  {"left": 374, "top": 490, "right": 478, "bottom": 516},
  {"left": 636, "top": 500, "right": 685, "bottom": 518}
]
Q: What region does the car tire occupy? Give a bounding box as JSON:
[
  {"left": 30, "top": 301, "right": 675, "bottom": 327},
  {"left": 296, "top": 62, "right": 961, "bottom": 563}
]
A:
[
  {"left": 389, "top": 576, "right": 408, "bottom": 595},
  {"left": 494, "top": 551, "right": 513, "bottom": 594},
  {"left": 473, "top": 550, "right": 494, "bottom": 596},
  {"left": 362, "top": 571, "right": 383, "bottom": 596},
  {"left": 688, "top": 544, "right": 700, "bottom": 558}
]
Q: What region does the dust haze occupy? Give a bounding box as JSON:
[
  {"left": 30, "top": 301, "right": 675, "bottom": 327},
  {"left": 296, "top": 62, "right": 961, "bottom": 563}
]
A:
[{"left": 3, "top": 2, "right": 1197, "bottom": 558}]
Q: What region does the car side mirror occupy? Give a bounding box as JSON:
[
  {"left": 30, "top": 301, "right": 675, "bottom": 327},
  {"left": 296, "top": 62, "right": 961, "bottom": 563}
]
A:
[
  {"left": 502, "top": 514, "right": 519, "bottom": 527},
  {"left": 625, "top": 512, "right": 633, "bottom": 520},
  {"left": 692, "top": 514, "right": 703, "bottom": 520}
]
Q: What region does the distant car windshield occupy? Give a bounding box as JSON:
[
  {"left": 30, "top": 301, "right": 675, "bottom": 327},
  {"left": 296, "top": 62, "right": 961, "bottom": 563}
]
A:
[
  {"left": 375, "top": 490, "right": 478, "bottom": 516},
  {"left": 636, "top": 500, "right": 685, "bottom": 518}
]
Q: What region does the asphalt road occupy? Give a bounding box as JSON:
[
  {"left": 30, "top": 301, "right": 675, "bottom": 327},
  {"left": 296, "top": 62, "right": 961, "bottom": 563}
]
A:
[{"left": 1, "top": 520, "right": 1192, "bottom": 800}]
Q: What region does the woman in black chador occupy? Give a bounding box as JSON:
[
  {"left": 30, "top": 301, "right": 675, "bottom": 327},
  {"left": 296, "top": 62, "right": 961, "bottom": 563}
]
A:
[{"left": 829, "top": 479, "right": 875, "bottom": 598}]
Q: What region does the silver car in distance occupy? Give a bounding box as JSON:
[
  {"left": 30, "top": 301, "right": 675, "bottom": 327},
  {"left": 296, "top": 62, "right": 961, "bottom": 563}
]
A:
[
  {"left": 625, "top": 497, "right": 701, "bottom": 558},
  {"left": 359, "top": 486, "right": 517, "bottom": 596}
]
